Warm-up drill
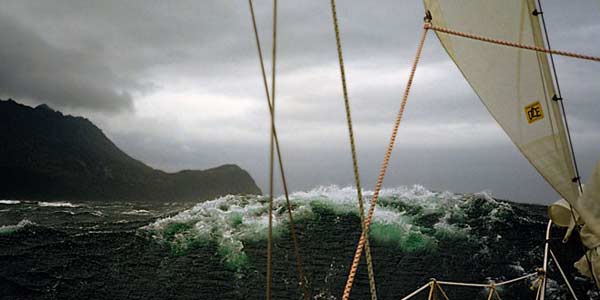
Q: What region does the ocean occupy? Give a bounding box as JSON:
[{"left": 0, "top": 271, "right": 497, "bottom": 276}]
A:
[{"left": 0, "top": 185, "right": 596, "bottom": 299}]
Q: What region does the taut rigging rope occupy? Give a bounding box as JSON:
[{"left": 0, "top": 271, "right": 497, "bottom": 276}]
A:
[
  {"left": 329, "top": 0, "right": 378, "bottom": 299},
  {"left": 425, "top": 23, "right": 600, "bottom": 62},
  {"left": 549, "top": 248, "right": 580, "bottom": 300},
  {"left": 342, "top": 25, "right": 430, "bottom": 300},
  {"left": 247, "top": 1, "right": 310, "bottom": 299},
  {"left": 266, "top": 0, "right": 277, "bottom": 299}
]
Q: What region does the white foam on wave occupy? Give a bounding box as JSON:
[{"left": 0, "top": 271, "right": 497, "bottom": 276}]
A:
[
  {"left": 38, "top": 201, "right": 80, "bottom": 208},
  {"left": 148, "top": 185, "right": 435, "bottom": 243},
  {"left": 91, "top": 211, "right": 105, "bottom": 217},
  {"left": 0, "top": 200, "right": 21, "bottom": 205},
  {"left": 287, "top": 185, "right": 418, "bottom": 225},
  {"left": 122, "top": 209, "right": 152, "bottom": 215},
  {"left": 145, "top": 185, "right": 512, "bottom": 269},
  {"left": 0, "top": 219, "right": 34, "bottom": 234}
]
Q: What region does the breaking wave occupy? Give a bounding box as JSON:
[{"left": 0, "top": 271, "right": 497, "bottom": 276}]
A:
[
  {"left": 122, "top": 209, "right": 153, "bottom": 215},
  {"left": 0, "top": 200, "right": 21, "bottom": 205},
  {"left": 38, "top": 201, "right": 80, "bottom": 208},
  {"left": 145, "top": 185, "right": 514, "bottom": 270},
  {"left": 0, "top": 219, "right": 35, "bottom": 234}
]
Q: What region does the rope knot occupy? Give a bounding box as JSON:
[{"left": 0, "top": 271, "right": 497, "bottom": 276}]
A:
[{"left": 536, "top": 267, "right": 546, "bottom": 276}]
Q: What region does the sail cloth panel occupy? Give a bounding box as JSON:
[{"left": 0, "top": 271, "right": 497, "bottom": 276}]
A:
[
  {"left": 423, "top": 0, "right": 580, "bottom": 206},
  {"left": 579, "top": 162, "right": 600, "bottom": 246},
  {"left": 549, "top": 162, "right": 600, "bottom": 285}
]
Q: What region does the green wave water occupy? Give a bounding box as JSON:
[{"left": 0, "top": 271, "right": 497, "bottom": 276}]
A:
[
  {"left": 146, "top": 185, "right": 515, "bottom": 270},
  {"left": 0, "top": 219, "right": 34, "bottom": 235},
  {"left": 1, "top": 186, "right": 592, "bottom": 299}
]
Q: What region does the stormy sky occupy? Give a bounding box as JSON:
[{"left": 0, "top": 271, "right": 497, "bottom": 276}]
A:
[{"left": 1, "top": 0, "right": 599, "bottom": 204}]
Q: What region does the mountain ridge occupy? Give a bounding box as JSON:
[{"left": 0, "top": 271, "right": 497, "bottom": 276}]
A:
[{"left": 0, "top": 99, "right": 262, "bottom": 202}]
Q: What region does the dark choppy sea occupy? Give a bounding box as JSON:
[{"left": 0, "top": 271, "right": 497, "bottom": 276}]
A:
[{"left": 0, "top": 185, "right": 597, "bottom": 299}]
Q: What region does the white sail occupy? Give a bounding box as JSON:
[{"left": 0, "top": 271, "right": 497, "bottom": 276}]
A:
[
  {"left": 579, "top": 162, "right": 600, "bottom": 244},
  {"left": 422, "top": 0, "right": 582, "bottom": 213},
  {"left": 549, "top": 162, "right": 600, "bottom": 286},
  {"left": 574, "top": 162, "right": 600, "bottom": 285}
]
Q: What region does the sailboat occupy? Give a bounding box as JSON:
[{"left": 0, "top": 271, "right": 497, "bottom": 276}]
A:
[{"left": 247, "top": 0, "right": 600, "bottom": 299}]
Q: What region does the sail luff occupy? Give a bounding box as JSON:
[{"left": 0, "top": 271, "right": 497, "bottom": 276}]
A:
[{"left": 525, "top": 0, "right": 581, "bottom": 202}]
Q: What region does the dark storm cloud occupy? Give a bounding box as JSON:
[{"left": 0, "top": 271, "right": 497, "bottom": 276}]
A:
[
  {"left": 0, "top": 1, "right": 429, "bottom": 85},
  {"left": 0, "top": 14, "right": 140, "bottom": 112},
  {"left": 0, "top": 0, "right": 599, "bottom": 204},
  {"left": 0, "top": 0, "right": 456, "bottom": 118}
]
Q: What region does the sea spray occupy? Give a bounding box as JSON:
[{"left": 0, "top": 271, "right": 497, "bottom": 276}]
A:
[{"left": 145, "top": 185, "right": 514, "bottom": 271}]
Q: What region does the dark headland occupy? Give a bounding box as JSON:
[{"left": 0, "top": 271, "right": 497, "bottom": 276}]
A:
[{"left": 0, "top": 99, "right": 261, "bottom": 202}]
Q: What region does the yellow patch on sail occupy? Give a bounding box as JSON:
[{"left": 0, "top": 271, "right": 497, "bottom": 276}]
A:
[{"left": 524, "top": 101, "right": 544, "bottom": 124}]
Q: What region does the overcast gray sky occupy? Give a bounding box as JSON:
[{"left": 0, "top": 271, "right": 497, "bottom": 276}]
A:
[{"left": 1, "top": 0, "right": 599, "bottom": 204}]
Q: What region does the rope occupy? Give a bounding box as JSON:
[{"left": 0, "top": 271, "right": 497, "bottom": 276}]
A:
[
  {"left": 493, "top": 289, "right": 503, "bottom": 300},
  {"left": 329, "top": 0, "right": 378, "bottom": 299},
  {"left": 435, "top": 283, "right": 450, "bottom": 300},
  {"left": 494, "top": 273, "right": 538, "bottom": 286},
  {"left": 247, "top": 1, "right": 310, "bottom": 299},
  {"left": 400, "top": 282, "right": 432, "bottom": 300},
  {"left": 266, "top": 0, "right": 277, "bottom": 299},
  {"left": 486, "top": 286, "right": 503, "bottom": 300},
  {"left": 425, "top": 23, "right": 600, "bottom": 62},
  {"left": 341, "top": 26, "right": 430, "bottom": 300},
  {"left": 427, "top": 282, "right": 436, "bottom": 300},
  {"left": 436, "top": 273, "right": 537, "bottom": 288},
  {"left": 549, "top": 248, "right": 580, "bottom": 300},
  {"left": 540, "top": 221, "right": 551, "bottom": 300},
  {"left": 535, "top": 277, "right": 544, "bottom": 300},
  {"left": 486, "top": 288, "right": 495, "bottom": 300},
  {"left": 400, "top": 273, "right": 539, "bottom": 300},
  {"left": 437, "top": 281, "right": 490, "bottom": 288}
]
